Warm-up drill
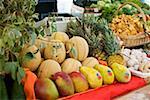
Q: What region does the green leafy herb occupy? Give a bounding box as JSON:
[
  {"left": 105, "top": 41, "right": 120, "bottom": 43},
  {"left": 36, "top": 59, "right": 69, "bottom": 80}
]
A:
[
  {"left": 4, "top": 62, "right": 18, "bottom": 80},
  {"left": 90, "top": 0, "right": 150, "bottom": 22},
  {"left": 0, "top": 0, "right": 40, "bottom": 82}
]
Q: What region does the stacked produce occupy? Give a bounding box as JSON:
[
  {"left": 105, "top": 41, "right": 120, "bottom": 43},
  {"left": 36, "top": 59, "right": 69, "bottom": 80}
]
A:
[
  {"left": 67, "top": 15, "right": 105, "bottom": 60},
  {"left": 15, "top": 29, "right": 131, "bottom": 99},
  {"left": 1, "top": 0, "right": 150, "bottom": 100}
]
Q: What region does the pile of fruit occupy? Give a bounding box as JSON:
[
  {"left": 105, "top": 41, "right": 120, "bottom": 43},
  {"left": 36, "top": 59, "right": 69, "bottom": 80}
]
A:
[
  {"left": 1, "top": 0, "right": 150, "bottom": 99},
  {"left": 20, "top": 31, "right": 131, "bottom": 99},
  {"left": 110, "top": 14, "right": 144, "bottom": 38}
]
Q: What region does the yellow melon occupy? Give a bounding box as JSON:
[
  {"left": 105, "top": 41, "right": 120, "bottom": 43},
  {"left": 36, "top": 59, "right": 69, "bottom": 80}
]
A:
[
  {"left": 34, "top": 39, "right": 49, "bottom": 56},
  {"left": 66, "top": 36, "right": 89, "bottom": 61},
  {"left": 61, "top": 58, "right": 82, "bottom": 74},
  {"left": 38, "top": 59, "right": 61, "bottom": 78},
  {"left": 51, "top": 32, "right": 69, "bottom": 43},
  {"left": 44, "top": 40, "right": 66, "bottom": 63},
  {"left": 82, "top": 57, "right": 99, "bottom": 68},
  {"left": 20, "top": 45, "right": 41, "bottom": 71}
]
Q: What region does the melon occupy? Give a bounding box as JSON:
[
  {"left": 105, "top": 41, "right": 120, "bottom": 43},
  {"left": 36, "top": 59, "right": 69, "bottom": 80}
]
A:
[
  {"left": 61, "top": 58, "right": 82, "bottom": 74},
  {"left": 44, "top": 40, "right": 66, "bottom": 63},
  {"left": 82, "top": 57, "right": 99, "bottom": 68},
  {"left": 38, "top": 59, "right": 61, "bottom": 78},
  {"left": 34, "top": 39, "right": 49, "bottom": 56},
  {"left": 66, "top": 36, "right": 89, "bottom": 61},
  {"left": 20, "top": 45, "right": 41, "bottom": 71},
  {"left": 51, "top": 32, "right": 69, "bottom": 43}
]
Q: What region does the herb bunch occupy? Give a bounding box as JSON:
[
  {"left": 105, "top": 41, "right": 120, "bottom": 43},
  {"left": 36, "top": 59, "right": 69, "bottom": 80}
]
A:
[{"left": 0, "top": 0, "right": 40, "bottom": 83}]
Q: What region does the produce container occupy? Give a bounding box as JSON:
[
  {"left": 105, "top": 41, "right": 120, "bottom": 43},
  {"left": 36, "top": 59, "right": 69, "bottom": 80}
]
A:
[{"left": 114, "top": 2, "right": 150, "bottom": 47}]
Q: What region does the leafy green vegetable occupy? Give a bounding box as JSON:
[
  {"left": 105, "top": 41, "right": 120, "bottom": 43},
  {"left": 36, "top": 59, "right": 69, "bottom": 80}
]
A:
[
  {"left": 0, "top": 0, "right": 40, "bottom": 82},
  {"left": 4, "top": 62, "right": 18, "bottom": 80},
  {"left": 90, "top": 0, "right": 150, "bottom": 22}
]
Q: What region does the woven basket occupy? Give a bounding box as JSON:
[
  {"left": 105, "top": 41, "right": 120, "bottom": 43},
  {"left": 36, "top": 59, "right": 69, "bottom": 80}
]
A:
[{"left": 114, "top": 2, "right": 150, "bottom": 47}]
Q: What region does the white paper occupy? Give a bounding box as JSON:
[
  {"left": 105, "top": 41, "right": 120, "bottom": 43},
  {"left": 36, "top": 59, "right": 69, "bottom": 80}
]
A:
[
  {"left": 71, "top": 4, "right": 84, "bottom": 18},
  {"left": 57, "top": 0, "right": 73, "bottom": 13}
]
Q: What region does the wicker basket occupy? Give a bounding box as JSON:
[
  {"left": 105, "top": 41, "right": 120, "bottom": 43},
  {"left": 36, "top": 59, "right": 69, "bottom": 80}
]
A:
[
  {"left": 121, "top": 33, "right": 150, "bottom": 47},
  {"left": 114, "top": 2, "right": 150, "bottom": 47}
]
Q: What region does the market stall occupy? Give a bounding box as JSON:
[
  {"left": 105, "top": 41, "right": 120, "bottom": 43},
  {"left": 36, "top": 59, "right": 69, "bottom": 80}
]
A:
[{"left": 0, "top": 0, "right": 150, "bottom": 100}]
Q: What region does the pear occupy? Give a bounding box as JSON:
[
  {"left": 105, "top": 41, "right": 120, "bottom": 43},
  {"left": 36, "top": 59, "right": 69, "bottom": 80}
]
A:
[
  {"left": 94, "top": 64, "right": 114, "bottom": 85},
  {"left": 80, "top": 66, "right": 103, "bottom": 88},
  {"left": 111, "top": 63, "right": 131, "bottom": 83}
]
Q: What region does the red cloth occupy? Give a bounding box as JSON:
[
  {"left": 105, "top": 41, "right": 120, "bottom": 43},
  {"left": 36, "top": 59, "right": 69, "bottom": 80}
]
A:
[{"left": 59, "top": 76, "right": 146, "bottom": 100}]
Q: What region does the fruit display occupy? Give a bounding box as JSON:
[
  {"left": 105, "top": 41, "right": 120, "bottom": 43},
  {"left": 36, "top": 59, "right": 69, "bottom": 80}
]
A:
[
  {"left": 94, "top": 64, "right": 114, "bottom": 85},
  {"left": 51, "top": 32, "right": 69, "bottom": 43},
  {"left": 61, "top": 58, "right": 82, "bottom": 74},
  {"left": 52, "top": 72, "right": 74, "bottom": 96},
  {"left": 44, "top": 40, "right": 66, "bottom": 63},
  {"left": 110, "top": 14, "right": 144, "bottom": 38},
  {"left": 37, "top": 60, "right": 61, "bottom": 78},
  {"left": 69, "top": 71, "right": 89, "bottom": 93},
  {"left": 68, "top": 16, "right": 125, "bottom": 66},
  {"left": 66, "top": 36, "right": 89, "bottom": 61},
  {"left": 82, "top": 57, "right": 99, "bottom": 68},
  {"left": 19, "top": 45, "right": 42, "bottom": 71},
  {"left": 67, "top": 15, "right": 105, "bottom": 60},
  {"left": 34, "top": 78, "right": 59, "bottom": 100},
  {"left": 80, "top": 67, "right": 103, "bottom": 88},
  {"left": 111, "top": 63, "right": 131, "bottom": 83},
  {"left": 1, "top": 0, "right": 150, "bottom": 99}
]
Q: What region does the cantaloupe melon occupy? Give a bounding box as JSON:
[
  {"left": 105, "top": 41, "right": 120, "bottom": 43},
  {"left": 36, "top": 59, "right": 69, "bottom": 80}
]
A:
[
  {"left": 51, "top": 32, "right": 69, "bottom": 43},
  {"left": 61, "top": 58, "right": 82, "bottom": 74},
  {"left": 82, "top": 57, "right": 99, "bottom": 68},
  {"left": 38, "top": 59, "right": 61, "bottom": 78},
  {"left": 20, "top": 45, "right": 41, "bottom": 71},
  {"left": 44, "top": 40, "right": 66, "bottom": 63},
  {"left": 34, "top": 39, "right": 49, "bottom": 56},
  {"left": 66, "top": 36, "right": 89, "bottom": 61}
]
